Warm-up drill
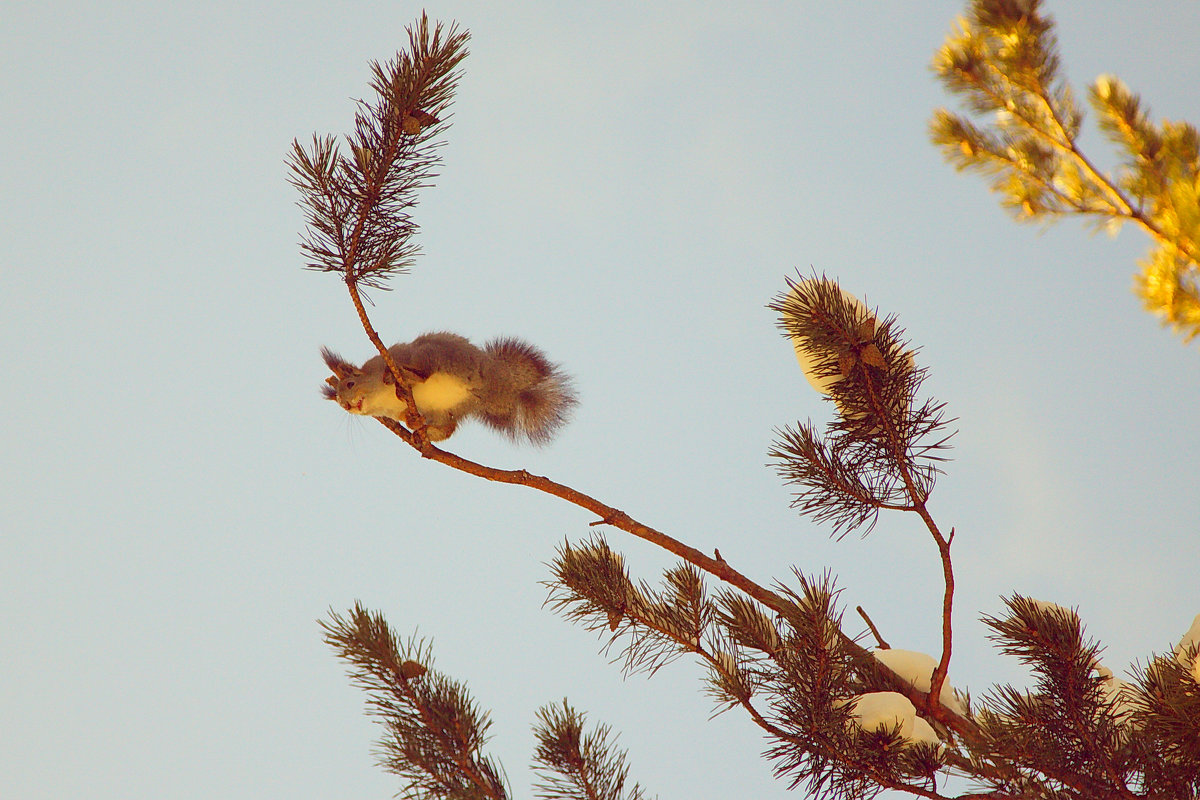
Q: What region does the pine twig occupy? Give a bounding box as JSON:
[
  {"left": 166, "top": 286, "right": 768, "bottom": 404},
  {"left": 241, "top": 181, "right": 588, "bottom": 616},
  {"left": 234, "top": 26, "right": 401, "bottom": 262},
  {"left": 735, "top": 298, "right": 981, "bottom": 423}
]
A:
[{"left": 857, "top": 606, "right": 891, "bottom": 650}]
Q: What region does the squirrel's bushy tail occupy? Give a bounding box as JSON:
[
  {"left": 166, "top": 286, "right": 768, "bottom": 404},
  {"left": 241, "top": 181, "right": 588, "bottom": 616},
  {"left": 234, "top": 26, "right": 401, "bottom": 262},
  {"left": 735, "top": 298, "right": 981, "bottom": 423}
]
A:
[{"left": 481, "top": 337, "right": 578, "bottom": 445}]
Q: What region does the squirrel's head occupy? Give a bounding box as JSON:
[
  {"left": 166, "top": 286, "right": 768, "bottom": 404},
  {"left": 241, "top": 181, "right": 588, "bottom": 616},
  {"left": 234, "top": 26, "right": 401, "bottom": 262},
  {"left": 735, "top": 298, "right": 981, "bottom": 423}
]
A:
[
  {"left": 320, "top": 347, "right": 370, "bottom": 412},
  {"left": 320, "top": 346, "right": 413, "bottom": 419}
]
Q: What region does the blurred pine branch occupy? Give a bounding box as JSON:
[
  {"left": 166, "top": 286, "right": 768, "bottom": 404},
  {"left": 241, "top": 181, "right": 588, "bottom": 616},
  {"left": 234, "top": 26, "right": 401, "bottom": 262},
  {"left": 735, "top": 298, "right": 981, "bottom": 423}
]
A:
[{"left": 930, "top": 0, "right": 1200, "bottom": 342}]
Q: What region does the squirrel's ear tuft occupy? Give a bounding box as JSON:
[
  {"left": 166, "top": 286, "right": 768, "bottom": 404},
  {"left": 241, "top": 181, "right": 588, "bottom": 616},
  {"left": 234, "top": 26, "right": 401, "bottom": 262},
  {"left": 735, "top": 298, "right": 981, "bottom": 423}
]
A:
[
  {"left": 321, "top": 347, "right": 355, "bottom": 379},
  {"left": 321, "top": 383, "right": 337, "bottom": 401}
]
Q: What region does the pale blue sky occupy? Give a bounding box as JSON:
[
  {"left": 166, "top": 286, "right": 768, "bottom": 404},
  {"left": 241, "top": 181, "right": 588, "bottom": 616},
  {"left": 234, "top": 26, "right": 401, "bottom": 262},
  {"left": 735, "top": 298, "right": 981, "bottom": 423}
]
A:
[{"left": 2, "top": 2, "right": 1198, "bottom": 798}]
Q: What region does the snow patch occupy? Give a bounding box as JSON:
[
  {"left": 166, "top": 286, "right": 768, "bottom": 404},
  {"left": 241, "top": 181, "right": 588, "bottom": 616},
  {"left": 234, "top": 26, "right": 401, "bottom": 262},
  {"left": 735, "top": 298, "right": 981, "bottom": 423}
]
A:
[
  {"left": 785, "top": 280, "right": 871, "bottom": 396},
  {"left": 1093, "top": 662, "right": 1137, "bottom": 724},
  {"left": 1174, "top": 613, "right": 1200, "bottom": 667},
  {"left": 872, "top": 648, "right": 967, "bottom": 716},
  {"left": 1171, "top": 613, "right": 1200, "bottom": 685},
  {"left": 849, "top": 691, "right": 916, "bottom": 739},
  {"left": 910, "top": 716, "right": 942, "bottom": 750},
  {"left": 846, "top": 691, "right": 943, "bottom": 750}
]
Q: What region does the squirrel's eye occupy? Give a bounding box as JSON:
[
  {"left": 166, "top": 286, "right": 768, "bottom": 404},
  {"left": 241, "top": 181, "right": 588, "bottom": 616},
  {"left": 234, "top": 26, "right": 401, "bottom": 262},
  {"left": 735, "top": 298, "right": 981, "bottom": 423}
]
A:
[{"left": 345, "top": 380, "right": 355, "bottom": 389}]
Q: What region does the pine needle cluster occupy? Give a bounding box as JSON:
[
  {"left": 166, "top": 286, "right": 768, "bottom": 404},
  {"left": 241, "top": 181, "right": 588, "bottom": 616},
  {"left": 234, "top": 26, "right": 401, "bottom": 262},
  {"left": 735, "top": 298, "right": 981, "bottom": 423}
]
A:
[
  {"left": 288, "top": 15, "right": 468, "bottom": 291},
  {"left": 768, "top": 275, "right": 952, "bottom": 537},
  {"left": 930, "top": 0, "right": 1200, "bottom": 341},
  {"left": 965, "top": 596, "right": 1200, "bottom": 799},
  {"left": 320, "top": 603, "right": 510, "bottom": 799},
  {"left": 545, "top": 537, "right": 710, "bottom": 678},
  {"left": 322, "top": 603, "right": 655, "bottom": 800},
  {"left": 532, "top": 701, "right": 648, "bottom": 800}
]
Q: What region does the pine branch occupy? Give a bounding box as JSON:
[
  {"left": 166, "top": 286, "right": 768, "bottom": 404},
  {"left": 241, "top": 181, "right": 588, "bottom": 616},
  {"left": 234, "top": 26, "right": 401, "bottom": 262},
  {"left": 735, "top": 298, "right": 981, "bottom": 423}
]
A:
[
  {"left": 320, "top": 603, "right": 509, "bottom": 799},
  {"left": 288, "top": 14, "right": 467, "bottom": 290},
  {"left": 321, "top": 259, "right": 986, "bottom": 797},
  {"left": 285, "top": 16, "right": 1200, "bottom": 800},
  {"left": 370, "top": 405, "right": 972, "bottom": 726},
  {"left": 531, "top": 700, "right": 649, "bottom": 800},
  {"left": 974, "top": 597, "right": 1141, "bottom": 799},
  {"left": 544, "top": 537, "right": 686, "bottom": 677},
  {"left": 768, "top": 275, "right": 953, "bottom": 539},
  {"left": 544, "top": 550, "right": 959, "bottom": 799},
  {"left": 322, "top": 267, "right": 978, "bottom": 784},
  {"left": 763, "top": 266, "right": 1195, "bottom": 796},
  {"left": 858, "top": 606, "right": 891, "bottom": 650},
  {"left": 549, "top": 549, "right": 955, "bottom": 800},
  {"left": 768, "top": 274, "right": 958, "bottom": 730},
  {"left": 759, "top": 574, "right": 954, "bottom": 799},
  {"left": 930, "top": 0, "right": 1200, "bottom": 341}
]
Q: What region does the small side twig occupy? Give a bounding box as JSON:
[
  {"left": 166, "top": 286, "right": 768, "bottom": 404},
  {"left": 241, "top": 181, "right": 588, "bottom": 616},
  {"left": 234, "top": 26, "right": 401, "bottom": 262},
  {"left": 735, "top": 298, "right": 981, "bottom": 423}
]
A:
[{"left": 857, "top": 605, "right": 890, "bottom": 649}]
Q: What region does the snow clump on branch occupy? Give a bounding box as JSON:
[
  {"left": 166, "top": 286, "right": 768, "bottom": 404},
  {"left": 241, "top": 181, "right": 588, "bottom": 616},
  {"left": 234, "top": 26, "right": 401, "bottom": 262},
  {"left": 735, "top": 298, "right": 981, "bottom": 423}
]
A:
[
  {"left": 845, "top": 692, "right": 942, "bottom": 749},
  {"left": 872, "top": 648, "right": 967, "bottom": 717}
]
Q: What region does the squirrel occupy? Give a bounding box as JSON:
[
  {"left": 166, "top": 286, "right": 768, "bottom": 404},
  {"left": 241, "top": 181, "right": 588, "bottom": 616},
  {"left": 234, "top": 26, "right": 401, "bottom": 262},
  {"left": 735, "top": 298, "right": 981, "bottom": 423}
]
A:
[{"left": 321, "top": 331, "right": 578, "bottom": 445}]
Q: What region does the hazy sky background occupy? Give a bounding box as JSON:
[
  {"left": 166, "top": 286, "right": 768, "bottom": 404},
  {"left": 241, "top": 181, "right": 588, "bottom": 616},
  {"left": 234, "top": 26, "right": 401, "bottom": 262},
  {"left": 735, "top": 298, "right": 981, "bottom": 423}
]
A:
[{"left": 3, "top": 2, "right": 1198, "bottom": 798}]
